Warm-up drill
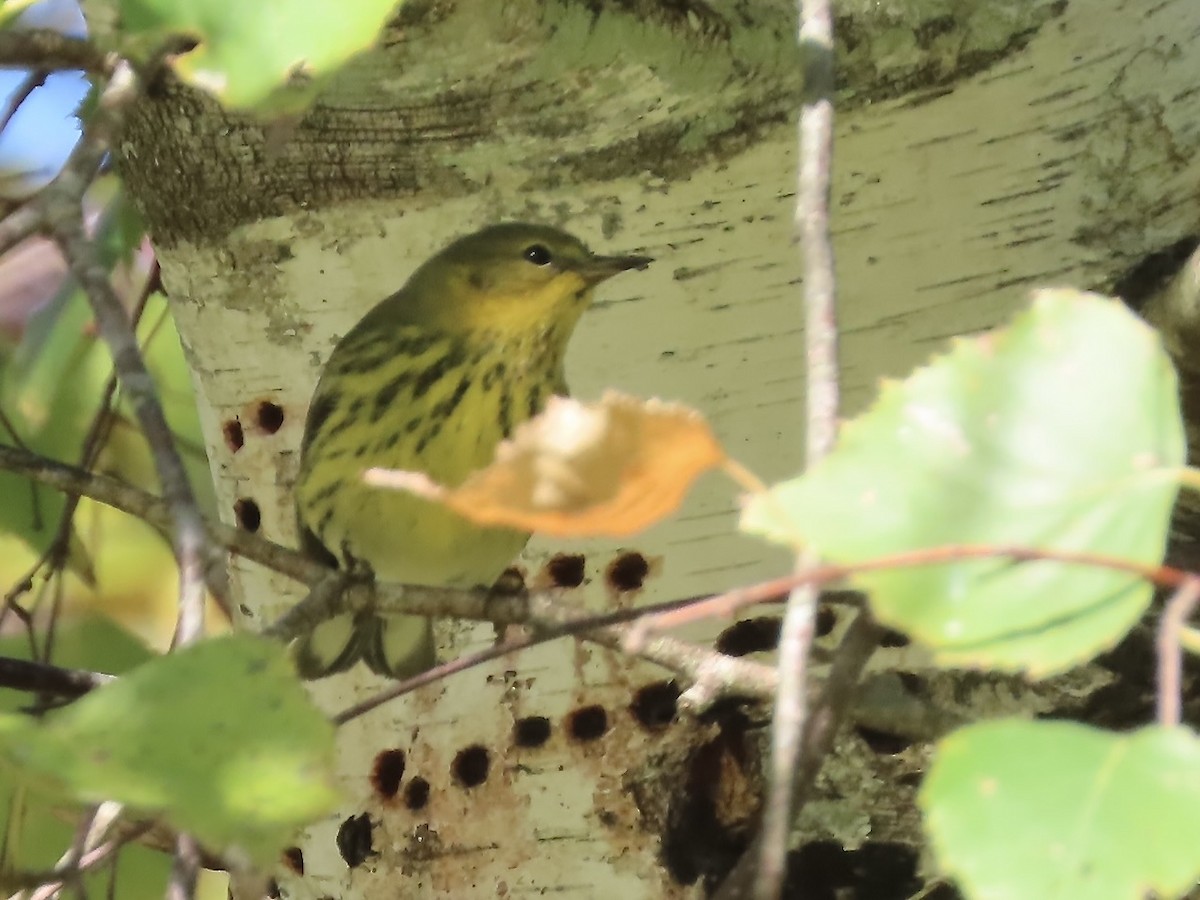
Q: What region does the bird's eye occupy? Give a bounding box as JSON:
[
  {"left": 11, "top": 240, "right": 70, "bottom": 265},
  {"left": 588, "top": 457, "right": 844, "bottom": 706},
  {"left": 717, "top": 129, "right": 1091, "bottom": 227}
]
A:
[{"left": 523, "top": 244, "right": 553, "bottom": 266}]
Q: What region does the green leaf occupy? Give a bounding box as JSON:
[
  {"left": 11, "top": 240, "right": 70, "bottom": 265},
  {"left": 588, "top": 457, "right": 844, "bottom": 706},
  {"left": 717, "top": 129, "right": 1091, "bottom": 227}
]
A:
[
  {"left": 921, "top": 720, "right": 1200, "bottom": 900},
  {"left": 0, "top": 279, "right": 110, "bottom": 579},
  {"left": 0, "top": 614, "right": 152, "bottom": 712},
  {"left": 0, "top": 193, "right": 214, "bottom": 571},
  {"left": 0, "top": 196, "right": 143, "bottom": 575},
  {"left": 0, "top": 780, "right": 177, "bottom": 899},
  {"left": 0, "top": 635, "right": 338, "bottom": 864},
  {"left": 0, "top": 618, "right": 176, "bottom": 898},
  {"left": 117, "top": 0, "right": 400, "bottom": 109},
  {"left": 742, "top": 290, "right": 1183, "bottom": 674}
]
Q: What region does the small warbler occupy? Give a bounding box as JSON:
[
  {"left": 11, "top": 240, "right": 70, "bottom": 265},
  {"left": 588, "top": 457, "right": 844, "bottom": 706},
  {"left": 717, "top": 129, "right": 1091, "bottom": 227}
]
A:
[{"left": 292, "top": 223, "right": 651, "bottom": 678}]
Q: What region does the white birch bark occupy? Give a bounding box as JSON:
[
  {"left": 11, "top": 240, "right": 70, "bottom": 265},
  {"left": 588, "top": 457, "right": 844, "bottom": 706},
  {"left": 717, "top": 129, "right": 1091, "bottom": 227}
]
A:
[{"left": 96, "top": 0, "right": 1200, "bottom": 895}]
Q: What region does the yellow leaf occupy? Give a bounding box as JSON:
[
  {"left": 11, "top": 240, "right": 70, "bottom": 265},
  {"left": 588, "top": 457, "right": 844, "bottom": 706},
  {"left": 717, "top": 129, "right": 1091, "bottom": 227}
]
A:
[{"left": 365, "top": 391, "right": 726, "bottom": 537}]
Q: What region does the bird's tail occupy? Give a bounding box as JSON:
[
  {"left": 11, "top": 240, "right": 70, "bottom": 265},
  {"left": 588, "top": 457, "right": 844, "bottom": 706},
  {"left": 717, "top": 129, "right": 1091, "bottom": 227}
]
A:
[{"left": 292, "top": 611, "right": 436, "bottom": 679}]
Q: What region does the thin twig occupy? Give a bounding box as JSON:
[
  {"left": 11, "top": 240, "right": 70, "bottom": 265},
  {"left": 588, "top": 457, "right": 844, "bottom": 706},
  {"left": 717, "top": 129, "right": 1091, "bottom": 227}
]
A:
[
  {"left": 0, "top": 441, "right": 319, "bottom": 582},
  {"left": 0, "top": 200, "right": 44, "bottom": 256},
  {"left": 62, "top": 804, "right": 104, "bottom": 897},
  {"left": 54, "top": 257, "right": 160, "bottom": 558},
  {"left": 334, "top": 592, "right": 779, "bottom": 725},
  {"left": 1156, "top": 575, "right": 1200, "bottom": 726},
  {"left": 3, "top": 439, "right": 1194, "bottom": 625},
  {"left": 1, "top": 561, "right": 39, "bottom": 620},
  {"left": 165, "top": 834, "right": 200, "bottom": 900},
  {"left": 796, "top": 28, "right": 838, "bottom": 463},
  {"left": 42, "top": 63, "right": 212, "bottom": 647},
  {"left": 17, "top": 802, "right": 127, "bottom": 899},
  {"left": 38, "top": 569, "right": 65, "bottom": 665},
  {"left": 259, "top": 570, "right": 366, "bottom": 639},
  {"left": 0, "top": 655, "right": 114, "bottom": 697},
  {"left": 0, "top": 442, "right": 784, "bottom": 714},
  {"left": 0, "top": 29, "right": 112, "bottom": 74},
  {"left": 40, "top": 261, "right": 159, "bottom": 659},
  {"left": 0, "top": 69, "right": 47, "bottom": 136},
  {"left": 7, "top": 434, "right": 1200, "bottom": 745},
  {"left": 0, "top": 591, "right": 776, "bottom": 725},
  {"left": 763, "top": 553, "right": 822, "bottom": 894},
  {"left": 714, "top": 612, "right": 882, "bottom": 900},
  {"left": 642, "top": 541, "right": 1190, "bottom": 627},
  {"left": 758, "top": 0, "right": 840, "bottom": 896}
]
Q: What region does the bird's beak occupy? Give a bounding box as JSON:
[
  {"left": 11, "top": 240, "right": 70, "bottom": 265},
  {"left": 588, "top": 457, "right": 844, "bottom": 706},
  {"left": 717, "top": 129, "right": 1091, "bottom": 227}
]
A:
[{"left": 576, "top": 253, "right": 654, "bottom": 285}]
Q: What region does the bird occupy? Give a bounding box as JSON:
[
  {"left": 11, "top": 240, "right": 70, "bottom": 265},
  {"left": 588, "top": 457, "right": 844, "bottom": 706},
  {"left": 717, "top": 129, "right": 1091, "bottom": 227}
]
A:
[{"left": 291, "top": 222, "right": 651, "bottom": 678}]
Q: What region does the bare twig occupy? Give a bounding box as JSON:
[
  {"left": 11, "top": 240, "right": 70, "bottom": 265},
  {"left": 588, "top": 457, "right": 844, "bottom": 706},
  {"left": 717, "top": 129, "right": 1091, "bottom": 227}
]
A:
[
  {"left": 63, "top": 804, "right": 105, "bottom": 897},
  {"left": 758, "top": 0, "right": 841, "bottom": 896},
  {"left": 17, "top": 802, "right": 127, "bottom": 899},
  {"left": 4, "top": 438, "right": 1193, "bottom": 625},
  {"left": 714, "top": 612, "right": 883, "bottom": 900},
  {"left": 0, "top": 200, "right": 44, "bottom": 256},
  {"left": 166, "top": 834, "right": 200, "bottom": 900},
  {"left": 761, "top": 550, "right": 821, "bottom": 898},
  {"left": 642, "top": 542, "right": 1190, "bottom": 628},
  {"left": 332, "top": 635, "right": 537, "bottom": 725},
  {"left": 0, "top": 443, "right": 781, "bottom": 715},
  {"left": 0, "top": 589, "right": 775, "bottom": 727},
  {"left": 41, "top": 262, "right": 162, "bottom": 659},
  {"left": 796, "top": 25, "right": 839, "bottom": 463},
  {"left": 0, "top": 407, "right": 47, "bottom": 630},
  {"left": 0, "top": 29, "right": 112, "bottom": 74},
  {"left": 5, "top": 431, "right": 1195, "bottom": 590},
  {"left": 0, "top": 441, "right": 320, "bottom": 583},
  {"left": 0, "top": 655, "right": 114, "bottom": 697},
  {"left": 0, "top": 69, "right": 48, "bottom": 136},
  {"left": 37, "top": 570, "right": 65, "bottom": 666},
  {"left": 42, "top": 63, "right": 213, "bottom": 646},
  {"left": 1156, "top": 575, "right": 1200, "bottom": 726},
  {"left": 259, "top": 570, "right": 367, "bottom": 639},
  {"left": 334, "top": 592, "right": 779, "bottom": 725},
  {"left": 7, "top": 435, "right": 1199, "bottom": 746}
]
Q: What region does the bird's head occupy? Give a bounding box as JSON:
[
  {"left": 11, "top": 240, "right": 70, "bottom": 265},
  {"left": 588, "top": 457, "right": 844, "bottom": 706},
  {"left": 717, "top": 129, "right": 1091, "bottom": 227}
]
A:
[{"left": 399, "top": 223, "right": 652, "bottom": 337}]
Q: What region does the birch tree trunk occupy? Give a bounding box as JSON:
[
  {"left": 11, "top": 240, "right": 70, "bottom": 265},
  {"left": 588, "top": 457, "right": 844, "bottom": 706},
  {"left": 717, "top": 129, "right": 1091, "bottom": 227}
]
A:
[{"left": 97, "top": 0, "right": 1200, "bottom": 896}]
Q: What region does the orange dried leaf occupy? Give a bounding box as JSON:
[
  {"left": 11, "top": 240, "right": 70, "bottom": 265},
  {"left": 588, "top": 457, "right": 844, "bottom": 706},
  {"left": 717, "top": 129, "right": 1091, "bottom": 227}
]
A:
[{"left": 365, "top": 391, "right": 726, "bottom": 537}]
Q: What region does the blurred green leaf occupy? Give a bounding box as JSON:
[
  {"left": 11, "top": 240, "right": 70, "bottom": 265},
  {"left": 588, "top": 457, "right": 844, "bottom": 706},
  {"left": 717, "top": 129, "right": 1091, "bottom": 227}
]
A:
[
  {"left": 0, "top": 0, "right": 41, "bottom": 31},
  {"left": 742, "top": 290, "right": 1183, "bottom": 675},
  {"left": 117, "top": 0, "right": 400, "bottom": 109},
  {"left": 922, "top": 720, "right": 1200, "bottom": 900},
  {"left": 0, "top": 614, "right": 152, "bottom": 713},
  {"left": 0, "top": 195, "right": 213, "bottom": 579},
  {"left": 0, "top": 616, "right": 171, "bottom": 898},
  {"left": 0, "top": 635, "right": 338, "bottom": 865},
  {"left": 102, "top": 188, "right": 147, "bottom": 268},
  {"left": 0, "top": 277, "right": 109, "bottom": 579},
  {"left": 0, "top": 775, "right": 180, "bottom": 899}
]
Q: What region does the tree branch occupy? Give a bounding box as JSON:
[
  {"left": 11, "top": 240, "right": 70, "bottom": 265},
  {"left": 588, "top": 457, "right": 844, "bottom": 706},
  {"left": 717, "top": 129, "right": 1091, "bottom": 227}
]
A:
[
  {"left": 714, "top": 611, "right": 883, "bottom": 900},
  {"left": 1156, "top": 574, "right": 1200, "bottom": 726},
  {"left": 4, "top": 437, "right": 1189, "bottom": 615},
  {"left": 0, "top": 443, "right": 259, "bottom": 595},
  {"left": 12, "top": 802, "right": 128, "bottom": 899},
  {"left": 0, "top": 201, "right": 44, "bottom": 256},
  {"left": 0, "top": 443, "right": 781, "bottom": 715},
  {"left": 0, "top": 69, "right": 48, "bottom": 136},
  {"left": 41, "top": 63, "right": 213, "bottom": 646},
  {"left": 0, "top": 655, "right": 113, "bottom": 698},
  {"left": 334, "top": 592, "right": 780, "bottom": 724},
  {"left": 0, "top": 29, "right": 112, "bottom": 74},
  {"left": 166, "top": 834, "right": 200, "bottom": 900},
  {"left": 759, "top": 1, "right": 847, "bottom": 896}
]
